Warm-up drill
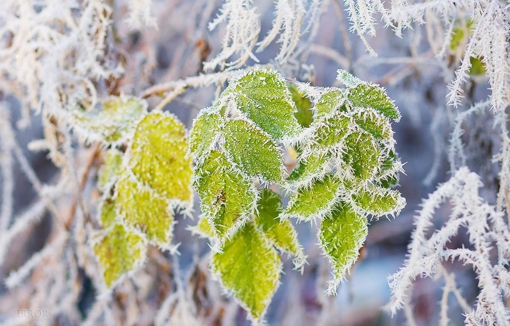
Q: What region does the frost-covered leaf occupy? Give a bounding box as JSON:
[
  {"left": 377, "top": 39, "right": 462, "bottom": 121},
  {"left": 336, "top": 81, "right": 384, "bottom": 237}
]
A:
[
  {"left": 254, "top": 189, "right": 301, "bottom": 255},
  {"left": 194, "top": 150, "right": 256, "bottom": 239},
  {"left": 99, "top": 197, "right": 117, "bottom": 228},
  {"left": 129, "top": 112, "right": 193, "bottom": 205},
  {"left": 353, "top": 109, "right": 392, "bottom": 141},
  {"left": 98, "top": 149, "right": 123, "bottom": 191},
  {"left": 191, "top": 216, "right": 216, "bottom": 238},
  {"left": 377, "top": 150, "right": 400, "bottom": 188},
  {"left": 116, "top": 175, "right": 174, "bottom": 248},
  {"left": 347, "top": 84, "right": 400, "bottom": 121},
  {"left": 342, "top": 132, "right": 380, "bottom": 181},
  {"left": 319, "top": 202, "right": 367, "bottom": 294},
  {"left": 224, "top": 119, "right": 284, "bottom": 182},
  {"left": 93, "top": 223, "right": 146, "bottom": 288},
  {"left": 337, "top": 70, "right": 362, "bottom": 88},
  {"left": 74, "top": 96, "right": 146, "bottom": 143},
  {"left": 211, "top": 223, "right": 281, "bottom": 323},
  {"left": 229, "top": 69, "right": 302, "bottom": 140},
  {"left": 189, "top": 109, "right": 223, "bottom": 160},
  {"left": 314, "top": 89, "right": 346, "bottom": 120},
  {"left": 351, "top": 185, "right": 405, "bottom": 216},
  {"left": 288, "top": 153, "right": 330, "bottom": 183},
  {"left": 288, "top": 85, "right": 313, "bottom": 127},
  {"left": 286, "top": 174, "right": 341, "bottom": 220},
  {"left": 310, "top": 112, "right": 351, "bottom": 149}
]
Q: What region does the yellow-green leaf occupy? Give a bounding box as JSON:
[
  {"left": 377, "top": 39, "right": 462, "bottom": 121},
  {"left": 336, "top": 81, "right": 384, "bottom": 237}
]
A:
[
  {"left": 117, "top": 174, "right": 174, "bottom": 248},
  {"left": 74, "top": 96, "right": 146, "bottom": 143},
  {"left": 347, "top": 83, "right": 400, "bottom": 121},
  {"left": 194, "top": 150, "right": 256, "bottom": 239},
  {"left": 342, "top": 132, "right": 380, "bottom": 181},
  {"left": 99, "top": 197, "right": 117, "bottom": 228},
  {"left": 190, "top": 215, "right": 216, "bottom": 238},
  {"left": 314, "top": 89, "right": 346, "bottom": 120},
  {"left": 224, "top": 119, "right": 284, "bottom": 182},
  {"left": 310, "top": 112, "right": 351, "bottom": 149},
  {"left": 211, "top": 223, "right": 281, "bottom": 323},
  {"left": 288, "top": 152, "right": 330, "bottom": 183},
  {"left": 93, "top": 223, "right": 146, "bottom": 288},
  {"left": 286, "top": 174, "right": 342, "bottom": 220},
  {"left": 353, "top": 109, "right": 392, "bottom": 141},
  {"left": 189, "top": 109, "right": 223, "bottom": 160},
  {"left": 129, "top": 112, "right": 193, "bottom": 205},
  {"left": 351, "top": 184, "right": 405, "bottom": 216},
  {"left": 98, "top": 149, "right": 123, "bottom": 192},
  {"left": 319, "top": 202, "right": 367, "bottom": 294},
  {"left": 289, "top": 85, "right": 313, "bottom": 127},
  {"left": 254, "top": 189, "right": 301, "bottom": 256}
]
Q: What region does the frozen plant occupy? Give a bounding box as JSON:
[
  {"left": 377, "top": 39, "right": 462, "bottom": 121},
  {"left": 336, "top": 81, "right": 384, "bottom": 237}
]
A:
[{"left": 1, "top": 0, "right": 510, "bottom": 325}]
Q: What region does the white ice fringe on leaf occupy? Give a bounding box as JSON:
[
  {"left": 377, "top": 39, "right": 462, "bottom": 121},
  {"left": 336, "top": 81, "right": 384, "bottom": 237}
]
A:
[{"left": 388, "top": 167, "right": 510, "bottom": 325}]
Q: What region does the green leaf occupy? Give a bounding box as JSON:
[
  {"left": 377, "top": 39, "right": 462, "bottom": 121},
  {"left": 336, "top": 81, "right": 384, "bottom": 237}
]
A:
[
  {"left": 347, "top": 83, "right": 400, "bottom": 121},
  {"left": 310, "top": 112, "right": 351, "bottom": 149},
  {"left": 194, "top": 150, "right": 256, "bottom": 239},
  {"left": 93, "top": 223, "right": 146, "bottom": 288},
  {"left": 211, "top": 223, "right": 281, "bottom": 323},
  {"left": 116, "top": 174, "right": 174, "bottom": 248},
  {"left": 254, "top": 189, "right": 301, "bottom": 256},
  {"left": 337, "top": 70, "right": 362, "bottom": 88},
  {"left": 98, "top": 149, "right": 123, "bottom": 192},
  {"left": 377, "top": 150, "right": 400, "bottom": 188},
  {"left": 189, "top": 109, "right": 223, "bottom": 159},
  {"left": 224, "top": 119, "right": 284, "bottom": 182},
  {"left": 229, "top": 69, "right": 302, "bottom": 140},
  {"left": 314, "top": 89, "right": 346, "bottom": 120},
  {"left": 289, "top": 85, "right": 313, "bottom": 127},
  {"left": 129, "top": 112, "right": 193, "bottom": 205},
  {"left": 286, "top": 174, "right": 342, "bottom": 220},
  {"left": 74, "top": 96, "right": 146, "bottom": 143},
  {"left": 342, "top": 132, "right": 380, "bottom": 181},
  {"left": 351, "top": 185, "right": 405, "bottom": 216},
  {"left": 288, "top": 153, "right": 330, "bottom": 183},
  {"left": 353, "top": 109, "right": 392, "bottom": 141},
  {"left": 319, "top": 202, "right": 367, "bottom": 294}
]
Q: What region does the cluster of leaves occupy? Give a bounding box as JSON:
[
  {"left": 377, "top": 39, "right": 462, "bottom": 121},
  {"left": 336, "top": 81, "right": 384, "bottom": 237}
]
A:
[
  {"left": 76, "top": 97, "right": 193, "bottom": 289},
  {"left": 188, "top": 68, "right": 405, "bottom": 322},
  {"left": 81, "top": 68, "right": 403, "bottom": 323}
]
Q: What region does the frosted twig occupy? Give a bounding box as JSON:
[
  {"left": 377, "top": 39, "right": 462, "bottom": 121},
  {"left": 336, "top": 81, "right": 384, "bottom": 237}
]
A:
[
  {"left": 5, "top": 232, "right": 68, "bottom": 289},
  {"left": 0, "top": 104, "right": 14, "bottom": 235},
  {"left": 204, "top": 0, "right": 260, "bottom": 71},
  {"left": 141, "top": 70, "right": 240, "bottom": 99}
]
